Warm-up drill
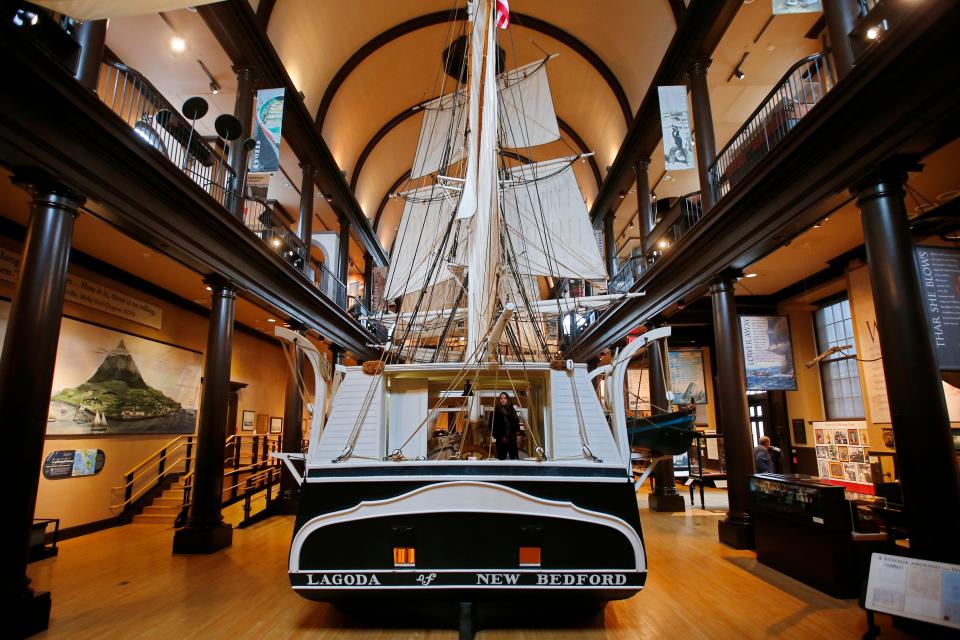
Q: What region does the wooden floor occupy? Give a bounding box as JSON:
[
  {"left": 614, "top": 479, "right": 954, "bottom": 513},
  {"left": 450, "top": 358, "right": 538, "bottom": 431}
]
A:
[{"left": 28, "top": 487, "right": 912, "bottom": 639}]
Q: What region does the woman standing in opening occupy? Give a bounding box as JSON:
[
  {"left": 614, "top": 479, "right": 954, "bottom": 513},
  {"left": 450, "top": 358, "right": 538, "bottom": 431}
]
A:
[{"left": 491, "top": 392, "right": 520, "bottom": 460}]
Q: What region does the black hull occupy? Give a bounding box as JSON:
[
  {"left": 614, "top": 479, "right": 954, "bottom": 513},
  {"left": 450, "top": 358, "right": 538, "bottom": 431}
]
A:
[{"left": 288, "top": 468, "right": 646, "bottom": 603}]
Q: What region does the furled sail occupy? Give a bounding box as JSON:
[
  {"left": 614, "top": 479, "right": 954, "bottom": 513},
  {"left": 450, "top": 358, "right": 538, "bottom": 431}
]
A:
[
  {"left": 383, "top": 186, "right": 463, "bottom": 300},
  {"left": 466, "top": 1, "right": 501, "bottom": 358},
  {"left": 498, "top": 59, "right": 560, "bottom": 149},
  {"left": 409, "top": 91, "right": 468, "bottom": 180},
  {"left": 501, "top": 158, "right": 607, "bottom": 280}
]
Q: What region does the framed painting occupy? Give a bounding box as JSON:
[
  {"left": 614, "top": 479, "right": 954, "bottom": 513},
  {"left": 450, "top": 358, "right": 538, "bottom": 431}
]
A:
[
  {"left": 270, "top": 416, "right": 283, "bottom": 434},
  {"left": 241, "top": 410, "right": 256, "bottom": 432},
  {"left": 0, "top": 301, "right": 201, "bottom": 436}
]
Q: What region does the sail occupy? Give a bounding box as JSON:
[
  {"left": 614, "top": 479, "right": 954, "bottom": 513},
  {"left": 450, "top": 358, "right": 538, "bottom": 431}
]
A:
[
  {"left": 409, "top": 91, "right": 468, "bottom": 180},
  {"left": 383, "top": 186, "right": 462, "bottom": 300},
  {"left": 501, "top": 158, "right": 607, "bottom": 280},
  {"left": 466, "top": 0, "right": 501, "bottom": 358},
  {"left": 455, "top": 4, "right": 485, "bottom": 222},
  {"left": 499, "top": 59, "right": 560, "bottom": 149}
]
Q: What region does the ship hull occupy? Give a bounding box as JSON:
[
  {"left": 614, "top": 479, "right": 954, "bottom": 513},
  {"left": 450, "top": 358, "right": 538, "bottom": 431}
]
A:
[{"left": 288, "top": 467, "right": 646, "bottom": 603}]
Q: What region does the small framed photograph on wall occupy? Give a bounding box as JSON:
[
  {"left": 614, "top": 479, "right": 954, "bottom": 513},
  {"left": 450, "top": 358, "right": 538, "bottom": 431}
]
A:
[
  {"left": 270, "top": 416, "right": 283, "bottom": 434},
  {"left": 241, "top": 410, "right": 256, "bottom": 432}
]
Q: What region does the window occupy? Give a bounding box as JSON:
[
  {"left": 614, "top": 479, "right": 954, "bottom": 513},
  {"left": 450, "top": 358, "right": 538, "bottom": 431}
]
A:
[{"left": 813, "top": 298, "right": 865, "bottom": 420}]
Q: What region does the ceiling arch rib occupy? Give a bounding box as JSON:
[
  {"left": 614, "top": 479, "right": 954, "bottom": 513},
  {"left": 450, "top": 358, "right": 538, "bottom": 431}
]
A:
[{"left": 313, "top": 9, "right": 633, "bottom": 131}]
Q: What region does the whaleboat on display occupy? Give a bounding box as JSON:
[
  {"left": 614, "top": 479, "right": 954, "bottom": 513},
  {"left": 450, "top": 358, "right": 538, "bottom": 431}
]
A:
[{"left": 275, "top": 0, "right": 681, "bottom": 606}]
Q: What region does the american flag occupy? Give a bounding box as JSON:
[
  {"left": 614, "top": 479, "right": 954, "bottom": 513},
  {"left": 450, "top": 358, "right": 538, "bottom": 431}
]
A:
[{"left": 495, "top": 0, "right": 509, "bottom": 29}]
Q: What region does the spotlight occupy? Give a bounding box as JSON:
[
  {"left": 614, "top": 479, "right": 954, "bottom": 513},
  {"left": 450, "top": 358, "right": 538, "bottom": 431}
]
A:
[
  {"left": 657, "top": 240, "right": 670, "bottom": 249},
  {"left": 734, "top": 69, "right": 745, "bottom": 80},
  {"left": 170, "top": 36, "right": 186, "bottom": 52},
  {"left": 272, "top": 238, "right": 282, "bottom": 247},
  {"left": 209, "top": 80, "right": 220, "bottom": 95},
  {"left": 866, "top": 26, "right": 880, "bottom": 40},
  {"left": 267, "top": 318, "right": 276, "bottom": 323},
  {"left": 745, "top": 273, "right": 758, "bottom": 278},
  {"left": 629, "top": 221, "right": 635, "bottom": 229}
]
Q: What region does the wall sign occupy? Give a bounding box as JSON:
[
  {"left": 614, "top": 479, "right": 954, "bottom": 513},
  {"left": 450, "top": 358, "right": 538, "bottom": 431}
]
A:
[
  {"left": 915, "top": 245, "right": 960, "bottom": 371},
  {"left": 740, "top": 315, "right": 798, "bottom": 390},
  {"left": 43, "top": 449, "right": 105, "bottom": 479},
  {"left": 0, "top": 248, "right": 162, "bottom": 329}
]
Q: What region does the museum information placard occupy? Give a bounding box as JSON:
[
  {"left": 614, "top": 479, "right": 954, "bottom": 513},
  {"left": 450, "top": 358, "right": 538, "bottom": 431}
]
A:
[{"left": 866, "top": 553, "right": 960, "bottom": 629}]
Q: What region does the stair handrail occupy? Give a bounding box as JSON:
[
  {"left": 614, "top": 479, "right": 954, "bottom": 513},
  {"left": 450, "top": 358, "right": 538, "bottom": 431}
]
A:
[{"left": 112, "top": 435, "right": 195, "bottom": 491}]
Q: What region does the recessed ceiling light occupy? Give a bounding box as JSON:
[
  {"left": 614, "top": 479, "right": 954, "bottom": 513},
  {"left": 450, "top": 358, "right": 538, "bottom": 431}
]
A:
[
  {"left": 745, "top": 273, "right": 758, "bottom": 278},
  {"left": 267, "top": 318, "right": 276, "bottom": 323},
  {"left": 170, "top": 36, "right": 186, "bottom": 52},
  {"left": 866, "top": 26, "right": 880, "bottom": 40},
  {"left": 205, "top": 285, "right": 212, "bottom": 291},
  {"left": 272, "top": 238, "right": 282, "bottom": 247}
]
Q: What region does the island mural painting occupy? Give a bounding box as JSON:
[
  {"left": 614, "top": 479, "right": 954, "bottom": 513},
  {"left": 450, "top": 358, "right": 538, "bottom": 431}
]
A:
[{"left": 0, "top": 301, "right": 201, "bottom": 435}]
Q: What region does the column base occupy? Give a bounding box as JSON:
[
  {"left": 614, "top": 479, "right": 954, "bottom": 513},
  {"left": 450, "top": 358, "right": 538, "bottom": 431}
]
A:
[
  {"left": 13, "top": 588, "right": 51, "bottom": 638},
  {"left": 648, "top": 492, "right": 686, "bottom": 513},
  {"left": 172, "top": 523, "right": 233, "bottom": 554},
  {"left": 274, "top": 493, "right": 300, "bottom": 516},
  {"left": 718, "top": 518, "right": 754, "bottom": 549}
]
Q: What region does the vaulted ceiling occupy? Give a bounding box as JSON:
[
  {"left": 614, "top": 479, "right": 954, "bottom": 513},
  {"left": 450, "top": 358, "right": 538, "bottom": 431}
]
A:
[{"left": 262, "top": 0, "right": 680, "bottom": 249}]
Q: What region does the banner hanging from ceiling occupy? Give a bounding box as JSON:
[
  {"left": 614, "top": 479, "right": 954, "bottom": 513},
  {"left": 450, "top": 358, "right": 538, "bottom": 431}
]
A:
[
  {"left": 914, "top": 245, "right": 960, "bottom": 371},
  {"left": 739, "top": 315, "right": 798, "bottom": 390},
  {"left": 772, "top": 0, "right": 822, "bottom": 15},
  {"left": 657, "top": 85, "right": 694, "bottom": 171},
  {"left": 249, "top": 88, "right": 285, "bottom": 175}
]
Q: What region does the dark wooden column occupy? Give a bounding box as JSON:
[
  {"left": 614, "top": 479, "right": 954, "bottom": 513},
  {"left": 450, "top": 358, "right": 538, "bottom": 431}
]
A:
[
  {"left": 688, "top": 60, "right": 718, "bottom": 211},
  {"left": 278, "top": 328, "right": 305, "bottom": 513},
  {"left": 337, "top": 215, "right": 351, "bottom": 308},
  {"left": 822, "top": 0, "right": 859, "bottom": 79},
  {"left": 710, "top": 273, "right": 754, "bottom": 549},
  {"left": 603, "top": 212, "right": 616, "bottom": 278},
  {"left": 72, "top": 19, "right": 106, "bottom": 91},
  {"left": 852, "top": 169, "right": 960, "bottom": 563},
  {"left": 362, "top": 252, "right": 373, "bottom": 309},
  {"left": 297, "top": 162, "right": 314, "bottom": 274},
  {"left": 228, "top": 65, "right": 256, "bottom": 218},
  {"left": 634, "top": 158, "right": 653, "bottom": 271},
  {"left": 648, "top": 325, "right": 685, "bottom": 512},
  {"left": 173, "top": 276, "right": 236, "bottom": 554},
  {"left": 1, "top": 177, "right": 81, "bottom": 638}
]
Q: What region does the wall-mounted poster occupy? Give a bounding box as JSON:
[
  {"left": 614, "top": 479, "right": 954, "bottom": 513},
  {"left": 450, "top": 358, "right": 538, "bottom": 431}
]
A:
[
  {"left": 657, "top": 85, "right": 694, "bottom": 171},
  {"left": 740, "top": 315, "right": 797, "bottom": 391},
  {"left": 812, "top": 420, "right": 874, "bottom": 494},
  {"left": 0, "top": 301, "right": 201, "bottom": 436},
  {"left": 668, "top": 349, "right": 708, "bottom": 404},
  {"left": 772, "top": 0, "right": 822, "bottom": 14},
  {"left": 241, "top": 410, "right": 256, "bottom": 432},
  {"left": 270, "top": 417, "right": 283, "bottom": 434}
]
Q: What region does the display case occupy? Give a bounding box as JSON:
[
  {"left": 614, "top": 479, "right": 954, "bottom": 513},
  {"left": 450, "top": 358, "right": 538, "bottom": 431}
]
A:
[{"left": 748, "top": 473, "right": 891, "bottom": 598}]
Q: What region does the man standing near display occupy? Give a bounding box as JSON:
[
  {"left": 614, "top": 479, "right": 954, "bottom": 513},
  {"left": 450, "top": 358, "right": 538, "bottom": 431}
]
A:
[{"left": 754, "top": 436, "right": 775, "bottom": 473}]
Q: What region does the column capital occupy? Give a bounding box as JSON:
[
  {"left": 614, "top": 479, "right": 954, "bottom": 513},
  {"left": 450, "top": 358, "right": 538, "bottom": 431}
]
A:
[
  {"left": 688, "top": 59, "right": 713, "bottom": 77},
  {"left": 633, "top": 157, "right": 651, "bottom": 173},
  {"left": 232, "top": 64, "right": 258, "bottom": 82},
  {"left": 298, "top": 161, "right": 314, "bottom": 175},
  {"left": 849, "top": 158, "right": 920, "bottom": 205},
  {"left": 709, "top": 269, "right": 742, "bottom": 293},
  {"left": 11, "top": 173, "right": 86, "bottom": 212},
  {"left": 203, "top": 274, "right": 238, "bottom": 298}
]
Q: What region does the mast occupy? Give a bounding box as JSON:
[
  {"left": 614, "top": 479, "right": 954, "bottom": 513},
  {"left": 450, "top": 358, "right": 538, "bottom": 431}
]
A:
[{"left": 465, "top": 0, "right": 500, "bottom": 362}]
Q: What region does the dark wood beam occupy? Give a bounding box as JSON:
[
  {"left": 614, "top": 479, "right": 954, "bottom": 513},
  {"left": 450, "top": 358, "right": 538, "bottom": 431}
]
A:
[
  {"left": 314, "top": 9, "right": 633, "bottom": 130},
  {"left": 0, "top": 20, "right": 378, "bottom": 360},
  {"left": 197, "top": 0, "right": 389, "bottom": 267},
  {"left": 587, "top": 0, "right": 741, "bottom": 227},
  {"left": 568, "top": 1, "right": 960, "bottom": 360}
]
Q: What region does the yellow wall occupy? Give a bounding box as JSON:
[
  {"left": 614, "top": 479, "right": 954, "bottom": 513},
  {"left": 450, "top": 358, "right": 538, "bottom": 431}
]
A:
[
  {"left": 0, "top": 241, "right": 288, "bottom": 530},
  {"left": 780, "top": 303, "right": 826, "bottom": 447}
]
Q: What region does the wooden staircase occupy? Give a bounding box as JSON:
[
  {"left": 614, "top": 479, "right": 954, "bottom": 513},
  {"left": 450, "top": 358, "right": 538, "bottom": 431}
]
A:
[{"left": 132, "top": 479, "right": 186, "bottom": 525}]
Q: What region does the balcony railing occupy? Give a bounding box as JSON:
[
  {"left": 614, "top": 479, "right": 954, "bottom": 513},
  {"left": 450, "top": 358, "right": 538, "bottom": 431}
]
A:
[
  {"left": 95, "top": 61, "right": 347, "bottom": 301},
  {"left": 97, "top": 61, "right": 235, "bottom": 207},
  {"left": 708, "top": 51, "right": 835, "bottom": 202},
  {"left": 608, "top": 256, "right": 645, "bottom": 294}
]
